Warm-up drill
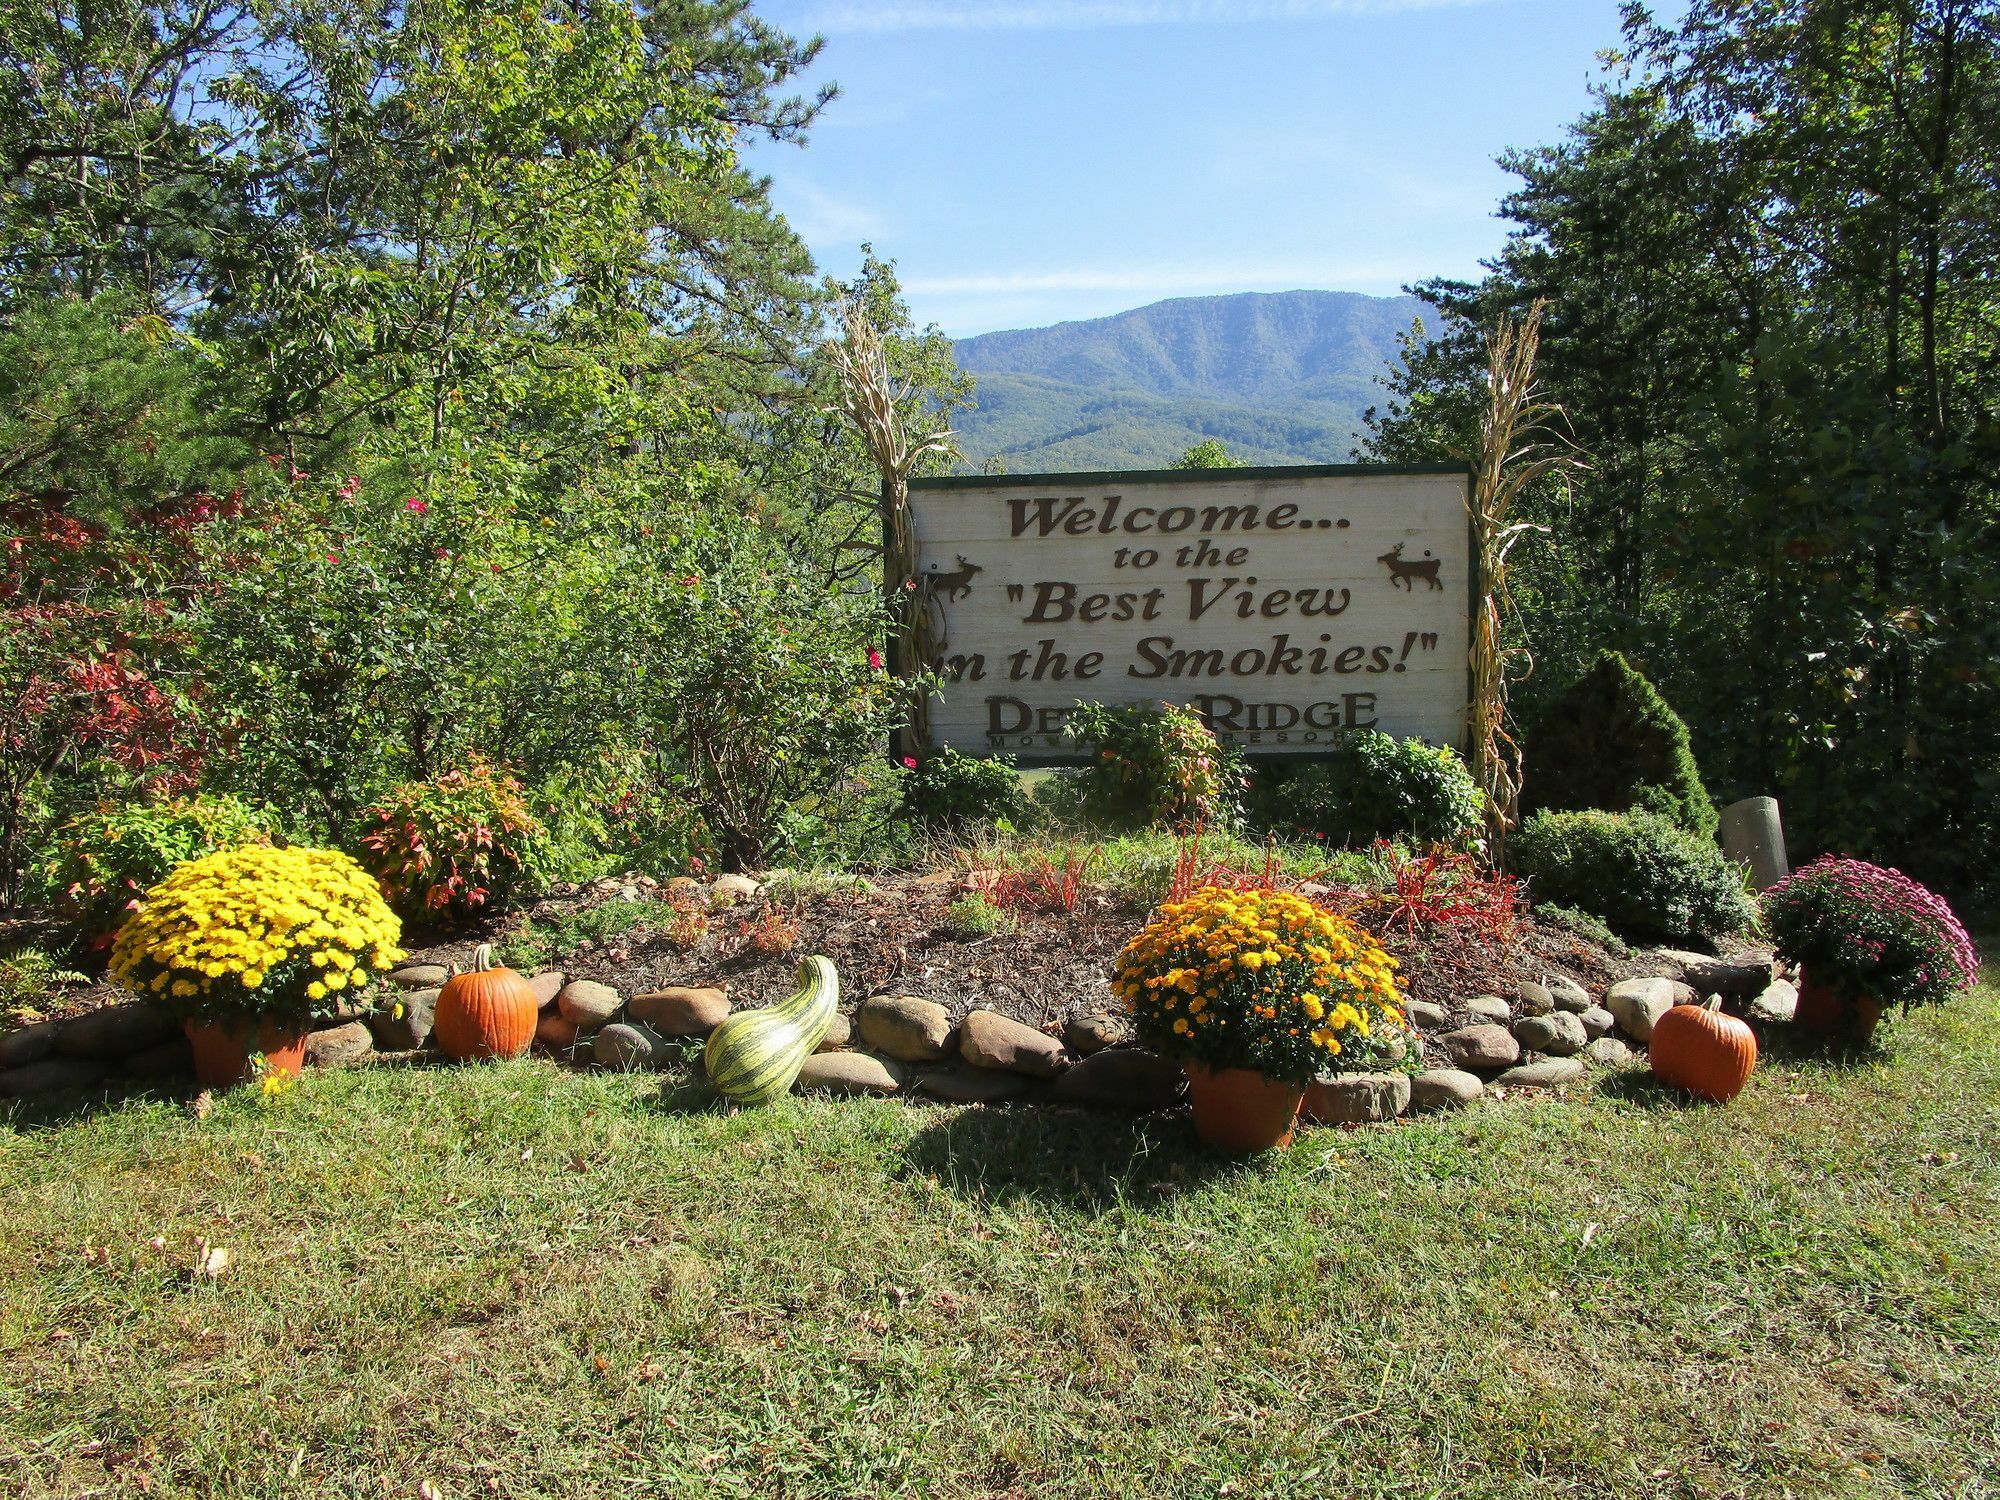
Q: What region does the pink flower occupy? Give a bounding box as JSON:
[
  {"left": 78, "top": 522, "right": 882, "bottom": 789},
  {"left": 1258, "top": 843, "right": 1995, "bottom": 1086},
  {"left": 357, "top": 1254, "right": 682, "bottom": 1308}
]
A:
[
  {"left": 434, "top": 546, "right": 450, "bottom": 559},
  {"left": 338, "top": 476, "right": 362, "bottom": 500},
  {"left": 405, "top": 496, "right": 429, "bottom": 514},
  {"left": 867, "top": 649, "right": 885, "bottom": 670},
  {"left": 327, "top": 552, "right": 340, "bottom": 564},
  {"left": 902, "top": 756, "right": 918, "bottom": 769}
]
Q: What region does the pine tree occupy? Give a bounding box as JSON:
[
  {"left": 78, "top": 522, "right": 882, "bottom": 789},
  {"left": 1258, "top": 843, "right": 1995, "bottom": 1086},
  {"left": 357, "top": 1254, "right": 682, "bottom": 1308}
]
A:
[{"left": 1524, "top": 652, "right": 1717, "bottom": 838}]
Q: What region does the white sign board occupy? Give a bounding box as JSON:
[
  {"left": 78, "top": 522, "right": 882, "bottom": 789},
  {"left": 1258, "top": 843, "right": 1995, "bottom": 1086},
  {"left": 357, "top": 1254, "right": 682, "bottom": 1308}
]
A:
[{"left": 907, "top": 464, "right": 1473, "bottom": 758}]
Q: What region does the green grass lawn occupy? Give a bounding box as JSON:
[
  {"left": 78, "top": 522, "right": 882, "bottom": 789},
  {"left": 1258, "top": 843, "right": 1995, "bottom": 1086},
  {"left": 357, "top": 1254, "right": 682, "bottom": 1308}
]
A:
[{"left": 4, "top": 979, "right": 1998, "bottom": 1499}]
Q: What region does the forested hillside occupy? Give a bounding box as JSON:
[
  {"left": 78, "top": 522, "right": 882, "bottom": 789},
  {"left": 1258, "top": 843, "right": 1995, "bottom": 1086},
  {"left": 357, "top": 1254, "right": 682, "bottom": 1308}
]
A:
[{"left": 952, "top": 290, "right": 1425, "bottom": 469}]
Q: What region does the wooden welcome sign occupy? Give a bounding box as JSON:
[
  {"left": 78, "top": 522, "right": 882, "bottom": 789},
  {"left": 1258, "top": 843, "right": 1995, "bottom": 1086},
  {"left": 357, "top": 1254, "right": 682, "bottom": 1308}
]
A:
[{"left": 907, "top": 462, "right": 1475, "bottom": 759}]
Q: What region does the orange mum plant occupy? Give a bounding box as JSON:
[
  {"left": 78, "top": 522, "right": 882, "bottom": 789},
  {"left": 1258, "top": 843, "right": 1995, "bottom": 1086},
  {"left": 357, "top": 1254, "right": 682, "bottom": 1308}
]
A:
[{"left": 1112, "top": 887, "right": 1407, "bottom": 1085}]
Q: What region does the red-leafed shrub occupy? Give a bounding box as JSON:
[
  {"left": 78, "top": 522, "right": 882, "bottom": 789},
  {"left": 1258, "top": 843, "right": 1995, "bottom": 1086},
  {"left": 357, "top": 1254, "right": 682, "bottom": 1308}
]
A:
[
  {"left": 1164, "top": 827, "right": 1341, "bottom": 908},
  {"left": 994, "top": 848, "right": 1101, "bottom": 915},
  {"left": 1365, "top": 842, "right": 1522, "bottom": 944},
  {"left": 357, "top": 757, "right": 545, "bottom": 917}
]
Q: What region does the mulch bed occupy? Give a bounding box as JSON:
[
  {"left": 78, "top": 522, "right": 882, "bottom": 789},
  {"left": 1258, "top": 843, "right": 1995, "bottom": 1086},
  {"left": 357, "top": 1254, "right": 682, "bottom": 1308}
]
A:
[
  {"left": 5, "top": 869, "right": 1663, "bottom": 1068},
  {"left": 460, "top": 871, "right": 1658, "bottom": 1043}
]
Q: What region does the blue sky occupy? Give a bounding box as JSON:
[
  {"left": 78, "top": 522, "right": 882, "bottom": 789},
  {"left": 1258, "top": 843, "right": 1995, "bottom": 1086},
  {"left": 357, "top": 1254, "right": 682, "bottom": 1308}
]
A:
[{"left": 742, "top": 0, "right": 1636, "bottom": 337}]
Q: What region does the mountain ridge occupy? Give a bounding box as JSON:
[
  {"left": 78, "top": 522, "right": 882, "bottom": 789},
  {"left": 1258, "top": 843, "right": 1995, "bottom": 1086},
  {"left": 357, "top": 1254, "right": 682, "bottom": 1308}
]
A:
[{"left": 949, "top": 288, "right": 1425, "bottom": 471}]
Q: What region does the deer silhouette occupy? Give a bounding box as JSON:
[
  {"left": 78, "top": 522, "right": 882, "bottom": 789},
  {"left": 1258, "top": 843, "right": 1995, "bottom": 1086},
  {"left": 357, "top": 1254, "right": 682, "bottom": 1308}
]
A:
[
  {"left": 1378, "top": 542, "right": 1444, "bottom": 592},
  {"left": 923, "top": 554, "right": 982, "bottom": 602}
]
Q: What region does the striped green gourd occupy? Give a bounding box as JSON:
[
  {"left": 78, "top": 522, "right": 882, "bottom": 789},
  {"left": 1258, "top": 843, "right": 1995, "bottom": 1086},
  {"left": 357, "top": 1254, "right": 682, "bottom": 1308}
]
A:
[{"left": 702, "top": 955, "right": 840, "bottom": 1105}]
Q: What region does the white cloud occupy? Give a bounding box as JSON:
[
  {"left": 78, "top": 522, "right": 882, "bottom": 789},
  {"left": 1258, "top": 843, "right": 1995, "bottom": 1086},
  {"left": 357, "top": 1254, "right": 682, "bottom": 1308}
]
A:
[
  {"left": 799, "top": 0, "right": 1494, "bottom": 30},
  {"left": 772, "top": 180, "right": 888, "bottom": 243}
]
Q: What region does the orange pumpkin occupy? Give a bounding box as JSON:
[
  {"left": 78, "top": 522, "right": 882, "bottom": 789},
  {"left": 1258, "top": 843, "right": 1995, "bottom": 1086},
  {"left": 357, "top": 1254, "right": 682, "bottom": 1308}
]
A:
[
  {"left": 1649, "top": 999, "right": 1758, "bottom": 1103},
  {"left": 433, "top": 944, "right": 538, "bottom": 1061}
]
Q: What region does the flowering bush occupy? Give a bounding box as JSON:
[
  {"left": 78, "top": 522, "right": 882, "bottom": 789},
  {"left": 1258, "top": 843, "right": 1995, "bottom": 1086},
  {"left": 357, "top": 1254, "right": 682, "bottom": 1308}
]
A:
[
  {"left": 108, "top": 844, "right": 405, "bottom": 1025},
  {"left": 1067, "top": 700, "right": 1240, "bottom": 830},
  {"left": 1113, "top": 887, "right": 1407, "bottom": 1084},
  {"left": 358, "top": 758, "right": 545, "bottom": 916},
  {"left": 43, "top": 794, "right": 274, "bottom": 946},
  {"left": 1763, "top": 856, "right": 1978, "bottom": 1010}
]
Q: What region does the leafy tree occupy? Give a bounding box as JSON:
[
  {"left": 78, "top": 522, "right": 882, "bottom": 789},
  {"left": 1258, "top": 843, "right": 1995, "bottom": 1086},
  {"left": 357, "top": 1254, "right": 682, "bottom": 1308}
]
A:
[
  {"left": 1364, "top": 0, "right": 2000, "bottom": 902},
  {"left": 1170, "top": 439, "right": 1248, "bottom": 469}
]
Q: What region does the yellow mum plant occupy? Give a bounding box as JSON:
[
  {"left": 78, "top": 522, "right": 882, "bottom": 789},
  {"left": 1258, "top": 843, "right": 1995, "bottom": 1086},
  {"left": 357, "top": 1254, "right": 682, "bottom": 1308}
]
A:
[
  {"left": 108, "top": 845, "right": 405, "bottom": 1025},
  {"left": 1113, "top": 886, "right": 1407, "bottom": 1084}
]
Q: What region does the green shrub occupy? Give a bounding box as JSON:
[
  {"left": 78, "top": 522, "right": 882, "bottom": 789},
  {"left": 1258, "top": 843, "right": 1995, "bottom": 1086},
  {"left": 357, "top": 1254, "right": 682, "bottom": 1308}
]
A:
[
  {"left": 1512, "top": 808, "right": 1755, "bottom": 946},
  {"left": 902, "top": 748, "right": 1027, "bottom": 831},
  {"left": 1065, "top": 701, "right": 1240, "bottom": 830},
  {"left": 357, "top": 756, "right": 545, "bottom": 917},
  {"left": 41, "top": 794, "right": 274, "bottom": 947},
  {"left": 1525, "top": 651, "right": 1717, "bottom": 837},
  {"left": 942, "top": 892, "right": 1010, "bottom": 938},
  {"left": 1270, "top": 732, "right": 1485, "bottom": 848}
]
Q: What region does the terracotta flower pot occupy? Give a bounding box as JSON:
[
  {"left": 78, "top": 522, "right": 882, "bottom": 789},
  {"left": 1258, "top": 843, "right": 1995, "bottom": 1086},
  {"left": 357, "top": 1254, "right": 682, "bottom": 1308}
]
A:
[
  {"left": 1185, "top": 1063, "right": 1304, "bottom": 1154},
  {"left": 1792, "top": 970, "right": 1883, "bottom": 1044},
  {"left": 184, "top": 1016, "right": 311, "bottom": 1090}
]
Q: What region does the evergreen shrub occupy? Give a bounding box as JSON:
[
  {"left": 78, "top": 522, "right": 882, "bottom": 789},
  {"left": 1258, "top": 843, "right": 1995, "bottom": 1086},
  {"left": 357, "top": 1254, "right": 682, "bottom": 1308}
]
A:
[
  {"left": 1525, "top": 651, "right": 1717, "bottom": 837},
  {"left": 1512, "top": 807, "right": 1755, "bottom": 946}
]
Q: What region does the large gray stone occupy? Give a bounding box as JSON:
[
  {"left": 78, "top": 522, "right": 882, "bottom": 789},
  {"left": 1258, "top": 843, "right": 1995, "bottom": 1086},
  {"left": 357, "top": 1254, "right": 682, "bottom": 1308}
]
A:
[
  {"left": 857, "top": 995, "right": 956, "bottom": 1063},
  {"left": 1578, "top": 1005, "right": 1617, "bottom": 1040},
  {"left": 1512, "top": 1011, "right": 1588, "bottom": 1057},
  {"left": 959, "top": 1010, "right": 1068, "bottom": 1078},
  {"left": 1062, "top": 1011, "right": 1133, "bottom": 1056},
  {"left": 527, "top": 970, "right": 566, "bottom": 1008},
  {"left": 0, "top": 1056, "right": 108, "bottom": 1096},
  {"left": 1748, "top": 979, "right": 1798, "bottom": 1024},
  {"left": 1547, "top": 976, "right": 1593, "bottom": 1013},
  {"left": 1511, "top": 982, "right": 1556, "bottom": 1017},
  {"left": 1464, "top": 995, "right": 1512, "bottom": 1025},
  {"left": 1049, "top": 1048, "right": 1184, "bottom": 1111},
  {"left": 711, "top": 872, "right": 761, "bottom": 902},
  {"left": 1649, "top": 949, "right": 1776, "bottom": 998},
  {"left": 1441, "top": 1024, "right": 1520, "bottom": 1071},
  {"left": 557, "top": 980, "right": 623, "bottom": 1031},
  {"left": 1305, "top": 1071, "right": 1411, "bottom": 1124},
  {"left": 535, "top": 1011, "right": 582, "bottom": 1051},
  {"left": 1605, "top": 978, "right": 1682, "bottom": 1042},
  {"left": 629, "top": 986, "right": 729, "bottom": 1038},
  {"left": 1493, "top": 1057, "right": 1587, "bottom": 1089},
  {"left": 594, "top": 1022, "right": 667, "bottom": 1072},
  {"left": 1403, "top": 999, "right": 1449, "bottom": 1030},
  {"left": 305, "top": 1021, "right": 375, "bottom": 1068},
  {"left": 816, "top": 1012, "right": 852, "bottom": 1052},
  {"left": 0, "top": 1018, "right": 62, "bottom": 1069},
  {"left": 367, "top": 987, "right": 438, "bottom": 1051},
  {"left": 915, "top": 1066, "right": 1033, "bottom": 1104},
  {"left": 1719, "top": 795, "right": 1789, "bottom": 891},
  {"left": 1409, "top": 1068, "right": 1484, "bottom": 1112},
  {"left": 389, "top": 963, "right": 451, "bottom": 989},
  {"left": 57, "top": 1002, "right": 178, "bottom": 1059},
  {"left": 795, "top": 1051, "right": 906, "bottom": 1096},
  {"left": 1582, "top": 1037, "right": 1634, "bottom": 1067}
]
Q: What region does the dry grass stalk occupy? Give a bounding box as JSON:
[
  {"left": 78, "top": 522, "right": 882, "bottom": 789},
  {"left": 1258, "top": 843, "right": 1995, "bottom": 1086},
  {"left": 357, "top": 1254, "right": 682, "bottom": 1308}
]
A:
[
  {"left": 1470, "top": 299, "right": 1583, "bottom": 853},
  {"left": 824, "top": 299, "right": 958, "bottom": 748}
]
